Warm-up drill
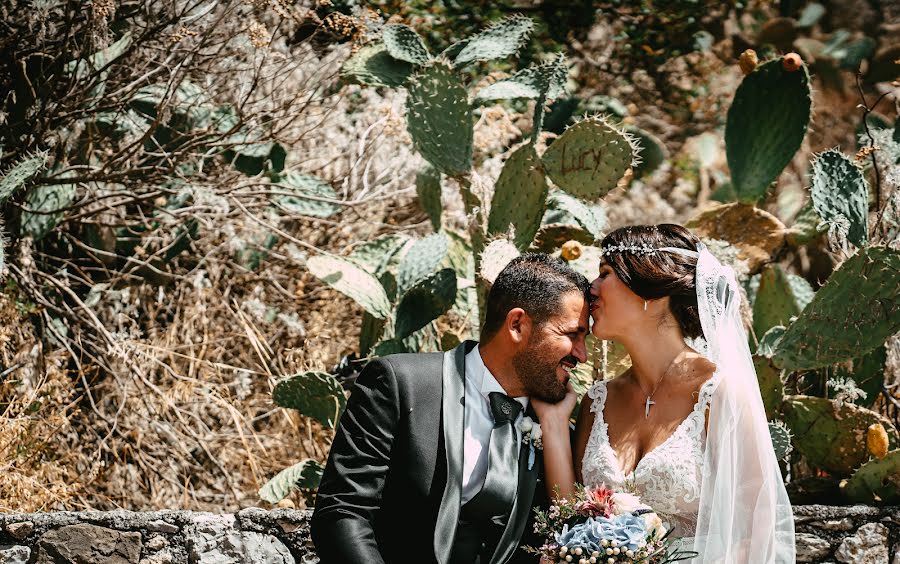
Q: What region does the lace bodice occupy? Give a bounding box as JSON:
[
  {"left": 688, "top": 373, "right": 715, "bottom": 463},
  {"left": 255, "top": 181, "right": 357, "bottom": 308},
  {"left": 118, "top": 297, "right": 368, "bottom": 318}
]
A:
[{"left": 581, "top": 377, "right": 717, "bottom": 537}]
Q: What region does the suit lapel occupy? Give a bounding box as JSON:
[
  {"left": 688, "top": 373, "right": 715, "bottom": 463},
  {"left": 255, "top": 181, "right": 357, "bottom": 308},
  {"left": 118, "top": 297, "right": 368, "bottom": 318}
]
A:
[
  {"left": 433, "top": 340, "right": 476, "bottom": 564},
  {"left": 489, "top": 404, "right": 541, "bottom": 564}
]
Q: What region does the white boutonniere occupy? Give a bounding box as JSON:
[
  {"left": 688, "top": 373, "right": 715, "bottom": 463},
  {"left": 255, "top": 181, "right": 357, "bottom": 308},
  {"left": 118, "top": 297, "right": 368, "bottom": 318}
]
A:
[{"left": 518, "top": 416, "right": 543, "bottom": 470}]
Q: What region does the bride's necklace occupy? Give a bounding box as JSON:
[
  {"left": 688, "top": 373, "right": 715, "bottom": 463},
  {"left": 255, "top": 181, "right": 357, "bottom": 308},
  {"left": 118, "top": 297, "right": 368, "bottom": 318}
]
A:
[{"left": 637, "top": 346, "right": 688, "bottom": 419}]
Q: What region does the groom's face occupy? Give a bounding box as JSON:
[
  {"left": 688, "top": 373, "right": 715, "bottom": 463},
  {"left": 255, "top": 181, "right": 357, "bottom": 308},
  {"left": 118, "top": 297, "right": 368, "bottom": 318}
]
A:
[{"left": 513, "top": 291, "right": 589, "bottom": 403}]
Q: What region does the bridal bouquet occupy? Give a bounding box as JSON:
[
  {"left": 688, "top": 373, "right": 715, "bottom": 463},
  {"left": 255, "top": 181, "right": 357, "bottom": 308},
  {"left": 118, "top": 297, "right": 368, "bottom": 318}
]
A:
[{"left": 529, "top": 485, "right": 695, "bottom": 563}]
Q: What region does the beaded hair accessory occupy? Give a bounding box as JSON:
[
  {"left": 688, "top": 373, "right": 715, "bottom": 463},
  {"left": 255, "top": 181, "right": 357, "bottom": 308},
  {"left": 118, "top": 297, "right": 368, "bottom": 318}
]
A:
[{"left": 600, "top": 243, "right": 701, "bottom": 259}]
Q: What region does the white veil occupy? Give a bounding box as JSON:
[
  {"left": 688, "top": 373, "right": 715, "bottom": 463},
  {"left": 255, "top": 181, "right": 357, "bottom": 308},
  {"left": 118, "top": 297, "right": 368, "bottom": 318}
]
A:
[{"left": 662, "top": 244, "right": 796, "bottom": 563}]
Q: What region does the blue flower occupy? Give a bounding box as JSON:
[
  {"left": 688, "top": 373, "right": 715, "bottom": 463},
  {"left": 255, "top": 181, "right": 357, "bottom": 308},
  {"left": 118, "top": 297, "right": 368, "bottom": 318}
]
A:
[{"left": 555, "top": 514, "right": 648, "bottom": 553}]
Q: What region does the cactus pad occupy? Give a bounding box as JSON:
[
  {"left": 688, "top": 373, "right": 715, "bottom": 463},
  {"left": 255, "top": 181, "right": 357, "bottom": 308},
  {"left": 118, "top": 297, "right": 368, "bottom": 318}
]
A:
[
  {"left": 531, "top": 224, "right": 595, "bottom": 253},
  {"left": 306, "top": 255, "right": 392, "bottom": 319},
  {"left": 445, "top": 15, "right": 534, "bottom": 68},
  {"left": 772, "top": 247, "right": 900, "bottom": 370},
  {"left": 394, "top": 268, "right": 457, "bottom": 339},
  {"left": 787, "top": 201, "right": 827, "bottom": 246},
  {"left": 810, "top": 149, "right": 869, "bottom": 247},
  {"left": 258, "top": 458, "right": 324, "bottom": 504},
  {"left": 382, "top": 24, "right": 431, "bottom": 65},
  {"left": 0, "top": 152, "right": 48, "bottom": 203},
  {"left": 416, "top": 165, "right": 442, "bottom": 230},
  {"left": 756, "top": 356, "right": 785, "bottom": 419},
  {"left": 272, "top": 371, "right": 346, "bottom": 428},
  {"left": 20, "top": 183, "right": 77, "bottom": 241},
  {"left": 833, "top": 345, "right": 887, "bottom": 408},
  {"left": 686, "top": 202, "right": 787, "bottom": 273},
  {"left": 474, "top": 55, "right": 568, "bottom": 103},
  {"left": 756, "top": 325, "right": 786, "bottom": 358},
  {"left": 626, "top": 126, "right": 668, "bottom": 178},
  {"left": 768, "top": 420, "right": 793, "bottom": 461},
  {"left": 348, "top": 233, "right": 411, "bottom": 277},
  {"left": 841, "top": 448, "right": 900, "bottom": 504},
  {"left": 274, "top": 172, "right": 339, "bottom": 218},
  {"left": 406, "top": 62, "right": 473, "bottom": 177},
  {"left": 488, "top": 144, "right": 548, "bottom": 251},
  {"left": 542, "top": 190, "right": 606, "bottom": 241},
  {"left": 397, "top": 232, "right": 449, "bottom": 297},
  {"left": 725, "top": 58, "right": 811, "bottom": 203},
  {"left": 541, "top": 116, "right": 639, "bottom": 201},
  {"left": 752, "top": 264, "right": 802, "bottom": 339},
  {"left": 480, "top": 238, "right": 520, "bottom": 284},
  {"left": 341, "top": 42, "right": 414, "bottom": 87},
  {"left": 782, "top": 395, "right": 898, "bottom": 476}
]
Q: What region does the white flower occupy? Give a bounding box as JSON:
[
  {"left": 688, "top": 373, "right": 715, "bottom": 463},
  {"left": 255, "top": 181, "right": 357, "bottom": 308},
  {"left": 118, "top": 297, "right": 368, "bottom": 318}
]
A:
[
  {"left": 611, "top": 492, "right": 642, "bottom": 514},
  {"left": 519, "top": 416, "right": 534, "bottom": 433},
  {"left": 530, "top": 422, "right": 542, "bottom": 442},
  {"left": 518, "top": 417, "right": 543, "bottom": 450},
  {"left": 642, "top": 512, "right": 667, "bottom": 537}
]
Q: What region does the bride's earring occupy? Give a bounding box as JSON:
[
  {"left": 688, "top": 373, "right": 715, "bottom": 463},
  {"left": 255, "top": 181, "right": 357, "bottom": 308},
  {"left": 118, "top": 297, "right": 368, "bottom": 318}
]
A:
[{"left": 644, "top": 300, "right": 648, "bottom": 311}]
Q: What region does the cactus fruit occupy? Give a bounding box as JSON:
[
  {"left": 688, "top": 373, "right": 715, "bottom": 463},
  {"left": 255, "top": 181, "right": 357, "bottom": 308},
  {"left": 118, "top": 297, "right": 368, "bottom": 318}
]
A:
[
  {"left": 867, "top": 423, "right": 889, "bottom": 459},
  {"left": 394, "top": 268, "right": 457, "bottom": 339},
  {"left": 725, "top": 58, "right": 811, "bottom": 203},
  {"left": 479, "top": 238, "right": 520, "bottom": 284},
  {"left": 841, "top": 448, "right": 900, "bottom": 504},
  {"left": 474, "top": 54, "right": 568, "bottom": 103},
  {"left": 341, "top": 42, "right": 414, "bottom": 87},
  {"left": 20, "top": 183, "right": 77, "bottom": 241},
  {"left": 783, "top": 395, "right": 898, "bottom": 476},
  {"left": 0, "top": 152, "right": 48, "bottom": 203},
  {"left": 397, "top": 232, "right": 450, "bottom": 297},
  {"left": 487, "top": 144, "right": 548, "bottom": 251},
  {"left": 810, "top": 149, "right": 869, "bottom": 247},
  {"left": 381, "top": 24, "right": 431, "bottom": 65},
  {"left": 686, "top": 203, "right": 787, "bottom": 273},
  {"left": 782, "top": 52, "right": 803, "bottom": 72},
  {"left": 542, "top": 190, "right": 606, "bottom": 241},
  {"left": 752, "top": 264, "right": 802, "bottom": 339},
  {"left": 274, "top": 172, "right": 340, "bottom": 218},
  {"left": 561, "top": 240, "right": 582, "bottom": 261},
  {"left": 772, "top": 247, "right": 900, "bottom": 370},
  {"left": 259, "top": 458, "right": 324, "bottom": 504},
  {"left": 768, "top": 420, "right": 793, "bottom": 461},
  {"left": 541, "top": 116, "right": 639, "bottom": 201},
  {"left": 307, "top": 255, "right": 392, "bottom": 319},
  {"left": 416, "top": 165, "right": 442, "bottom": 230},
  {"left": 272, "top": 371, "right": 347, "bottom": 428},
  {"left": 406, "top": 62, "right": 473, "bottom": 177},
  {"left": 444, "top": 15, "right": 534, "bottom": 68},
  {"left": 739, "top": 49, "right": 759, "bottom": 75}
]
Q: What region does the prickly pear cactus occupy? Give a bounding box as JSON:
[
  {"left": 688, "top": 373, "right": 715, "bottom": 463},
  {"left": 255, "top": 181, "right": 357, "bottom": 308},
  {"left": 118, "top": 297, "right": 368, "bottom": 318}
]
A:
[
  {"left": 0, "top": 152, "right": 48, "bottom": 203},
  {"left": 397, "top": 232, "right": 450, "bottom": 297},
  {"left": 542, "top": 190, "right": 606, "bottom": 242},
  {"left": 20, "top": 183, "right": 77, "bottom": 241},
  {"left": 272, "top": 371, "right": 347, "bottom": 428},
  {"left": 768, "top": 420, "right": 793, "bottom": 461},
  {"left": 833, "top": 345, "right": 888, "bottom": 408},
  {"left": 348, "top": 233, "right": 411, "bottom": 277},
  {"left": 274, "top": 172, "right": 339, "bottom": 218},
  {"left": 781, "top": 395, "right": 898, "bottom": 476},
  {"left": 487, "top": 144, "right": 548, "bottom": 251},
  {"left": 382, "top": 24, "right": 431, "bottom": 65},
  {"left": 541, "top": 116, "right": 639, "bottom": 201},
  {"left": 841, "top": 448, "right": 900, "bottom": 504},
  {"left": 406, "top": 62, "right": 473, "bottom": 177},
  {"left": 626, "top": 126, "right": 667, "bottom": 179},
  {"left": 810, "top": 149, "right": 869, "bottom": 247},
  {"left": 479, "top": 238, "right": 520, "bottom": 284},
  {"left": 416, "top": 165, "right": 442, "bottom": 231},
  {"left": 772, "top": 247, "right": 900, "bottom": 370},
  {"left": 756, "top": 356, "right": 785, "bottom": 419},
  {"left": 474, "top": 55, "right": 567, "bottom": 102},
  {"left": 787, "top": 201, "right": 827, "bottom": 245},
  {"left": 752, "top": 264, "right": 802, "bottom": 339},
  {"left": 725, "top": 57, "right": 811, "bottom": 203},
  {"left": 341, "top": 42, "right": 414, "bottom": 87},
  {"left": 444, "top": 15, "right": 534, "bottom": 68},
  {"left": 306, "top": 255, "right": 392, "bottom": 319},
  {"left": 394, "top": 268, "right": 457, "bottom": 339},
  {"left": 259, "top": 458, "right": 324, "bottom": 504}
]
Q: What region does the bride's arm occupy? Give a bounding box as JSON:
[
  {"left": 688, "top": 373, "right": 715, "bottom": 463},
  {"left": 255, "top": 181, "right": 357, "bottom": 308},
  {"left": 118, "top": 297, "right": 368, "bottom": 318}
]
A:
[{"left": 532, "top": 383, "right": 595, "bottom": 502}]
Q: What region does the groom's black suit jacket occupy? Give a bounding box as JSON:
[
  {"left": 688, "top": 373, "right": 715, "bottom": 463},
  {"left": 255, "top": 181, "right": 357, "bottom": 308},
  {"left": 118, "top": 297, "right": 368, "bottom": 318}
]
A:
[{"left": 311, "top": 340, "right": 545, "bottom": 564}]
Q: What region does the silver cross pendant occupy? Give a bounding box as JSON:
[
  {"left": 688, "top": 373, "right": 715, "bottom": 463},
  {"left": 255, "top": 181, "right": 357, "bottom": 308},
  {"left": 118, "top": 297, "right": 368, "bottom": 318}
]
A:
[{"left": 644, "top": 397, "right": 655, "bottom": 419}]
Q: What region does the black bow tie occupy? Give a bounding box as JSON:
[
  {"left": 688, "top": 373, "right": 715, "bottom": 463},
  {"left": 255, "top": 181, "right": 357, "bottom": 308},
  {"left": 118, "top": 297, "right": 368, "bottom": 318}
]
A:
[{"left": 488, "top": 391, "right": 522, "bottom": 425}]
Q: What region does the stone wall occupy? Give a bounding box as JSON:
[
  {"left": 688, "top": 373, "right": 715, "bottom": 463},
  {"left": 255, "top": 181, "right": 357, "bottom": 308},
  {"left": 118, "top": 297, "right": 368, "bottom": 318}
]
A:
[{"left": 0, "top": 506, "right": 897, "bottom": 563}]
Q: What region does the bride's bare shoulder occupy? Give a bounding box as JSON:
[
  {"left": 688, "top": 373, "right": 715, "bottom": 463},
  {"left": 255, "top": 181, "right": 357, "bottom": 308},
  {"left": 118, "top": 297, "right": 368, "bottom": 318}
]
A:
[{"left": 683, "top": 351, "right": 716, "bottom": 385}]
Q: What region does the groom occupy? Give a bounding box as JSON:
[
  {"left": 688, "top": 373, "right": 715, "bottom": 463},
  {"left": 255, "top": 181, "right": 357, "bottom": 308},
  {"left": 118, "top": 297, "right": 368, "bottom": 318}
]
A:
[{"left": 311, "top": 253, "right": 591, "bottom": 564}]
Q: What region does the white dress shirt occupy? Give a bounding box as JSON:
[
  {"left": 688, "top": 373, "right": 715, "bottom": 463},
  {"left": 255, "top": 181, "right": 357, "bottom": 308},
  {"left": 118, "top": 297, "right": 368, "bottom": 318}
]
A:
[{"left": 460, "top": 345, "right": 529, "bottom": 505}]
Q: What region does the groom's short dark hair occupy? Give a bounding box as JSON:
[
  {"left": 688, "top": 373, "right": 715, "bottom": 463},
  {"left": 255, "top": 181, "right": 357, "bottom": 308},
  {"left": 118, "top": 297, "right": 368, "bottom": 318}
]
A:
[{"left": 481, "top": 252, "right": 591, "bottom": 341}]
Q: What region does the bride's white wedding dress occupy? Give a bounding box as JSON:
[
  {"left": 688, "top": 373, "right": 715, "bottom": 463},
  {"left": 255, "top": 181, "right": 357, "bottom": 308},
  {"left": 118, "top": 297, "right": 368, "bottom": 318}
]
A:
[{"left": 581, "top": 376, "right": 719, "bottom": 540}]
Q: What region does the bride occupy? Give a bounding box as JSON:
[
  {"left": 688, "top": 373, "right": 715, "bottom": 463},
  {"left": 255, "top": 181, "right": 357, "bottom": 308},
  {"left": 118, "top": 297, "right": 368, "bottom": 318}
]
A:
[{"left": 532, "top": 224, "right": 795, "bottom": 563}]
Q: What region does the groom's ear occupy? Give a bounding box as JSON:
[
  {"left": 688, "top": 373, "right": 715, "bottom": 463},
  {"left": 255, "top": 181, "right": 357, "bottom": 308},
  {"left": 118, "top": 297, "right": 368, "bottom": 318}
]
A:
[{"left": 506, "top": 308, "right": 532, "bottom": 344}]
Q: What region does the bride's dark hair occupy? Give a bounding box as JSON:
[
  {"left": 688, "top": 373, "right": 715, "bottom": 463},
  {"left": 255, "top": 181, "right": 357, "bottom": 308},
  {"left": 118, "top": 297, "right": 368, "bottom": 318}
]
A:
[{"left": 601, "top": 224, "right": 703, "bottom": 339}]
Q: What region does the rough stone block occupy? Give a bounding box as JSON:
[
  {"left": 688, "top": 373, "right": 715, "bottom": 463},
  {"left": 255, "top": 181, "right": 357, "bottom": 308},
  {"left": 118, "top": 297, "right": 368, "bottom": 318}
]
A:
[
  {"left": 4, "top": 522, "right": 33, "bottom": 540},
  {"left": 835, "top": 523, "right": 889, "bottom": 563},
  {"left": 35, "top": 523, "right": 142, "bottom": 563},
  {"left": 796, "top": 533, "right": 832, "bottom": 562},
  {"left": 0, "top": 546, "right": 30, "bottom": 564}
]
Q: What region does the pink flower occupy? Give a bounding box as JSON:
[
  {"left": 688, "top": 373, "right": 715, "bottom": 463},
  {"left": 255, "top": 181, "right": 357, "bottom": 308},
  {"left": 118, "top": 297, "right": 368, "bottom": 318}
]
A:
[{"left": 575, "top": 484, "right": 616, "bottom": 518}]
